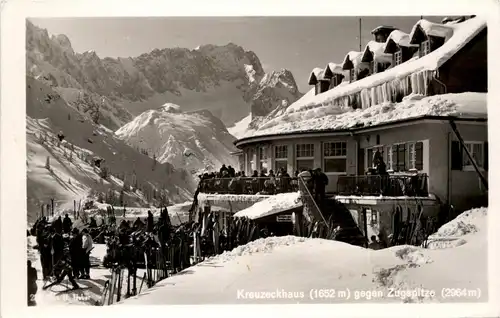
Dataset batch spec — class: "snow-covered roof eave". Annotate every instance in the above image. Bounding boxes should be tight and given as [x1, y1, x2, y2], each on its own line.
[325, 62, 348, 77]
[293, 17, 486, 109]
[409, 19, 455, 44]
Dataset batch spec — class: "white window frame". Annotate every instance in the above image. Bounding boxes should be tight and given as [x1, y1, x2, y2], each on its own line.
[274, 145, 288, 171]
[323, 141, 347, 174]
[259, 146, 268, 173]
[462, 141, 484, 171]
[296, 143, 315, 171]
[369, 60, 375, 74]
[419, 40, 431, 57]
[385, 141, 424, 173]
[350, 69, 356, 82]
[394, 50, 403, 66]
[248, 148, 256, 172]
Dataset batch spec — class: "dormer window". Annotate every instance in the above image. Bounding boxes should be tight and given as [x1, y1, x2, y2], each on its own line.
[350, 69, 356, 82]
[419, 40, 431, 57]
[369, 61, 374, 74]
[394, 50, 403, 66]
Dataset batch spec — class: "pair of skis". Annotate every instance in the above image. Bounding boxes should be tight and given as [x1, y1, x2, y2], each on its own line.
[101, 266, 124, 306]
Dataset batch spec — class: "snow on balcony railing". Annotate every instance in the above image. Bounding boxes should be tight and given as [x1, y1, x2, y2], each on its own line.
[337, 174, 429, 197]
[198, 177, 299, 195]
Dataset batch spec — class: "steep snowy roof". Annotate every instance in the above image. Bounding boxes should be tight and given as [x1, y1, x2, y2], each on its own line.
[284, 16, 485, 114]
[385, 30, 413, 48]
[342, 51, 364, 70]
[361, 41, 392, 63]
[409, 19, 455, 43]
[325, 62, 348, 77]
[240, 93, 486, 139]
[371, 25, 398, 34]
[308, 67, 325, 84]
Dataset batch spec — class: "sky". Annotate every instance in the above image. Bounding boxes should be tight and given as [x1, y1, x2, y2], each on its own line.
[30, 16, 450, 93]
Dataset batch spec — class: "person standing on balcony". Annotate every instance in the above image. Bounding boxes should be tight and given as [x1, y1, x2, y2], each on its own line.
[227, 165, 235, 177]
[219, 164, 229, 175]
[314, 168, 329, 204]
[373, 151, 389, 195]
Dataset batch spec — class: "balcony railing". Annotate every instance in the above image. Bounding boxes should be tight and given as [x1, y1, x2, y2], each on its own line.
[198, 177, 299, 195]
[337, 174, 429, 197]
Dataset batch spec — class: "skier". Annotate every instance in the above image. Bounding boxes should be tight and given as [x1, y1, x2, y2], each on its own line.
[52, 216, 63, 234]
[133, 217, 144, 230]
[146, 210, 154, 232]
[81, 228, 93, 279]
[27, 260, 38, 306]
[38, 225, 52, 280]
[62, 214, 72, 234]
[51, 229, 65, 277]
[69, 228, 84, 278]
[314, 168, 329, 204]
[42, 242, 81, 291]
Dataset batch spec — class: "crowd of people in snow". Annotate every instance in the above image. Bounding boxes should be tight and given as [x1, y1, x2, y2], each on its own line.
[28, 214, 94, 305]
[27, 205, 283, 306]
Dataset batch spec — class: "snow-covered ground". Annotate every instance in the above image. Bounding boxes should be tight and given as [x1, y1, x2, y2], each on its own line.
[233, 192, 302, 219]
[117, 207, 488, 305]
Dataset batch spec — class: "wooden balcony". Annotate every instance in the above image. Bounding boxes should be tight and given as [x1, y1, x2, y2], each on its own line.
[337, 173, 429, 197]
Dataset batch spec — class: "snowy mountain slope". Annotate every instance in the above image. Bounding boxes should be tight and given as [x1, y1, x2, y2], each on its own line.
[120, 207, 487, 305]
[26, 76, 196, 221]
[115, 103, 239, 175]
[227, 113, 252, 139]
[26, 21, 303, 128]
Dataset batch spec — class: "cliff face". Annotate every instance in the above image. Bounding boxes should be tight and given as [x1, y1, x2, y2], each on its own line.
[26, 20, 303, 128]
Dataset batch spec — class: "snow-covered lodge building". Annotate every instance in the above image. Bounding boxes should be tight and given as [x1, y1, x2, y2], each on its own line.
[229, 16, 487, 239]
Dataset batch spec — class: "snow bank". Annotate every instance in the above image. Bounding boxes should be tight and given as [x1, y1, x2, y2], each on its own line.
[233, 192, 302, 219]
[426, 207, 487, 249]
[208, 236, 307, 263]
[246, 92, 486, 137]
[120, 207, 487, 305]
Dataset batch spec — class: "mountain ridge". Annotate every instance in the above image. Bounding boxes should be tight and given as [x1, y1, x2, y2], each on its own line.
[26, 20, 303, 128]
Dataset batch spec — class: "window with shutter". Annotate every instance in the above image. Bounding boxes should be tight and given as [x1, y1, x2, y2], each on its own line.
[350, 69, 356, 82]
[484, 141, 488, 170]
[392, 146, 398, 172]
[415, 142, 423, 170]
[397, 144, 406, 171]
[461, 141, 484, 171]
[451, 141, 463, 170]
